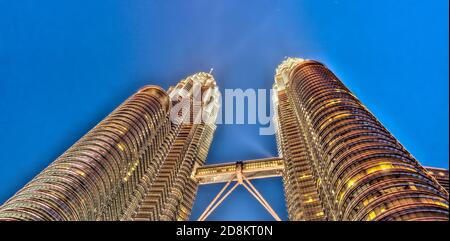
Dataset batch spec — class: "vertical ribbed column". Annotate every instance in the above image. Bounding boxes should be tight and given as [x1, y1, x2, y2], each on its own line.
[275, 58, 449, 221]
[274, 76, 327, 221]
[130, 72, 220, 221]
[0, 86, 170, 220]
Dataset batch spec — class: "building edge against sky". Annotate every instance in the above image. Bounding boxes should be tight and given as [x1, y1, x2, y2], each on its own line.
[0, 58, 448, 221]
[0, 72, 220, 221]
[273, 58, 448, 220]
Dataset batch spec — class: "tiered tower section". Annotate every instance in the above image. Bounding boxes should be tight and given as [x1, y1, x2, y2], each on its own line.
[129, 72, 220, 221]
[273, 58, 449, 221]
[0, 73, 220, 221]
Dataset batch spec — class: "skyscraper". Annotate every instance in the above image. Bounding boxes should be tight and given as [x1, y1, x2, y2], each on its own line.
[0, 58, 448, 221]
[0, 72, 220, 221]
[425, 167, 449, 193]
[273, 58, 449, 221]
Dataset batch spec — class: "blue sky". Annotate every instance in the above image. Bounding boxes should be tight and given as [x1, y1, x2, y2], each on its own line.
[0, 0, 448, 221]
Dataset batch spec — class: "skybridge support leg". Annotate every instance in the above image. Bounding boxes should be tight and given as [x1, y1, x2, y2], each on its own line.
[197, 163, 282, 221]
[197, 176, 239, 221]
[241, 176, 281, 221]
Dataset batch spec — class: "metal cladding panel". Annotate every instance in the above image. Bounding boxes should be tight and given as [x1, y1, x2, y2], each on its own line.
[274, 58, 449, 221]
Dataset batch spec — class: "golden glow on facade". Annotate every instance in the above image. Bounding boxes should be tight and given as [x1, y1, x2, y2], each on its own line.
[0, 58, 447, 221]
[0, 73, 220, 221]
[273, 58, 449, 221]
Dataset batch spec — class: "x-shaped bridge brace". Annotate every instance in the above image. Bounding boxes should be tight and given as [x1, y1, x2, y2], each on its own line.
[192, 157, 284, 221]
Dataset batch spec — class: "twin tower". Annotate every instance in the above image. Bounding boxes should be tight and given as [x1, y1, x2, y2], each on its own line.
[0, 59, 448, 221]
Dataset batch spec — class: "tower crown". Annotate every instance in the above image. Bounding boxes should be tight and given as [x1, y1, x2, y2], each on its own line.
[275, 57, 305, 77]
[274, 57, 306, 91]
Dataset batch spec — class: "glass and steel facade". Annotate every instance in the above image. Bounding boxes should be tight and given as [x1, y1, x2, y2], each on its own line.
[425, 167, 449, 193]
[0, 58, 447, 221]
[273, 58, 449, 221]
[0, 73, 220, 221]
[129, 72, 220, 221]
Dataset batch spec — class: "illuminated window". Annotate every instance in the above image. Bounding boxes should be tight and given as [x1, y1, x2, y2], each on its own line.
[367, 211, 376, 221]
[366, 162, 394, 174]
